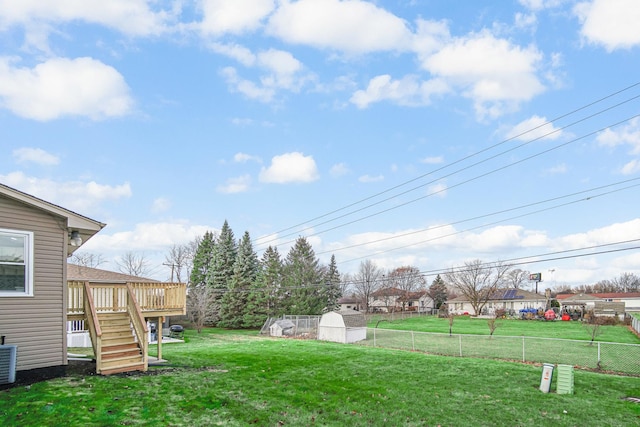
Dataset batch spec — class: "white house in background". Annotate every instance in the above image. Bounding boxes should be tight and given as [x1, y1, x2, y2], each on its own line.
[369, 287, 431, 312]
[446, 288, 545, 316]
[318, 309, 367, 344]
[556, 292, 640, 313]
[337, 296, 364, 312]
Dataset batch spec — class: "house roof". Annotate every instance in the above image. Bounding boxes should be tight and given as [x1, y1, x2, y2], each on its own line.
[68, 264, 158, 283]
[559, 293, 605, 303]
[397, 291, 427, 302]
[556, 292, 640, 300]
[0, 183, 105, 254]
[446, 288, 542, 303]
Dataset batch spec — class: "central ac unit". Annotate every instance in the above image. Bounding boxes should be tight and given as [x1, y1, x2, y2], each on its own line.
[0, 345, 17, 384]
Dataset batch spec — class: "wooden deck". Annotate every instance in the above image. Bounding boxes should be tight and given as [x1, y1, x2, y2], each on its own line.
[67, 281, 186, 375]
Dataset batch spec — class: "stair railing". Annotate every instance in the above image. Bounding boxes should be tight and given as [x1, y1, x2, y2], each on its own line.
[126, 284, 148, 371]
[83, 281, 102, 371]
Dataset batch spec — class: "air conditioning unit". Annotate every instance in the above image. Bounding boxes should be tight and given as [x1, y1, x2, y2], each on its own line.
[0, 345, 17, 384]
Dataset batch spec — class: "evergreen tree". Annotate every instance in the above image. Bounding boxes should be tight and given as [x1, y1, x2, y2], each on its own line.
[244, 246, 282, 327]
[189, 231, 216, 288]
[428, 274, 449, 309]
[206, 220, 237, 324]
[323, 254, 342, 312]
[219, 231, 258, 328]
[282, 237, 324, 314]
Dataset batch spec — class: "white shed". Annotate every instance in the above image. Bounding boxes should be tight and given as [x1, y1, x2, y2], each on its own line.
[318, 309, 367, 344]
[269, 319, 296, 337]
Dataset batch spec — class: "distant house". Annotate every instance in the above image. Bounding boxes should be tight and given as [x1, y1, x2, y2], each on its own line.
[446, 288, 546, 316]
[1, 183, 104, 382]
[370, 287, 432, 312]
[337, 296, 364, 312]
[556, 292, 640, 313]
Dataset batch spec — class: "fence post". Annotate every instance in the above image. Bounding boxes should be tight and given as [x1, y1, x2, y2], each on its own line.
[373, 328, 376, 347]
[411, 331, 415, 351]
[522, 336, 525, 362]
[597, 342, 601, 368]
[459, 335, 462, 357]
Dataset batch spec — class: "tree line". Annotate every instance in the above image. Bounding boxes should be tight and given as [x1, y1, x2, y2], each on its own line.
[187, 220, 341, 331]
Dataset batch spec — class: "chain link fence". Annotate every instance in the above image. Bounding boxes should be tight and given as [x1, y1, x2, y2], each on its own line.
[359, 328, 640, 376]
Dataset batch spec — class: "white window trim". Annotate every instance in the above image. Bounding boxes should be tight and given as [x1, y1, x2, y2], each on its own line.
[0, 228, 34, 297]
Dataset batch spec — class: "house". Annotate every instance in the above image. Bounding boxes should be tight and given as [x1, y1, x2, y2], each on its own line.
[369, 287, 404, 312]
[1, 183, 104, 383]
[0, 183, 186, 383]
[556, 292, 640, 313]
[337, 296, 364, 311]
[369, 287, 431, 312]
[446, 288, 546, 316]
[318, 309, 367, 344]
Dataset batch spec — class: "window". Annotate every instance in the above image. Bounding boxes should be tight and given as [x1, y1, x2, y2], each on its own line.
[0, 229, 34, 297]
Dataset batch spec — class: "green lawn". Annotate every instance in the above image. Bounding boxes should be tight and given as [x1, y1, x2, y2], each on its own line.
[368, 314, 640, 343]
[2, 329, 639, 426]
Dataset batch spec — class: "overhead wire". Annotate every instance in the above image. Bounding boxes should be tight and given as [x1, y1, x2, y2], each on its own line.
[256, 82, 640, 254]
[254, 81, 640, 244]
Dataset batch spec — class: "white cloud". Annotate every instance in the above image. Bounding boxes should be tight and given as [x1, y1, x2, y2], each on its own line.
[506, 115, 563, 141]
[12, 147, 59, 165]
[84, 221, 212, 252]
[329, 163, 349, 178]
[199, 0, 275, 36]
[0, 171, 131, 214]
[427, 182, 447, 197]
[234, 152, 262, 163]
[620, 159, 640, 175]
[209, 43, 256, 67]
[574, 0, 640, 51]
[420, 156, 444, 165]
[217, 175, 251, 194]
[350, 74, 449, 109]
[259, 152, 319, 184]
[545, 163, 567, 175]
[358, 174, 384, 183]
[420, 31, 545, 119]
[219, 47, 311, 102]
[596, 117, 640, 154]
[557, 218, 640, 250]
[151, 197, 171, 214]
[0, 57, 133, 121]
[0, 0, 173, 49]
[220, 66, 276, 102]
[266, 0, 412, 54]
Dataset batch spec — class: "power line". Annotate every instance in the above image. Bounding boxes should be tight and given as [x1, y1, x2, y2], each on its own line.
[319, 177, 640, 258]
[254, 82, 640, 249]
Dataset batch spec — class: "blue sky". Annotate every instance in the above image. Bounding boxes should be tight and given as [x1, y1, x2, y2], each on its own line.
[1, 0, 640, 289]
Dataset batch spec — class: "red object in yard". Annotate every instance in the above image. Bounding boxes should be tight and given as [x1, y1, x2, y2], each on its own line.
[561, 313, 570, 321]
[544, 309, 556, 320]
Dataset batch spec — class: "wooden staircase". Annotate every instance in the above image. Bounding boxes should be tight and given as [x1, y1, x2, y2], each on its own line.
[97, 312, 145, 375]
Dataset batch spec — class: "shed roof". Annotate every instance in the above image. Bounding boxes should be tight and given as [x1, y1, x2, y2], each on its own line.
[334, 309, 366, 327]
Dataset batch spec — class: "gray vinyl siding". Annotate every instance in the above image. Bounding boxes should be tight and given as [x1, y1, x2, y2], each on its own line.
[0, 195, 67, 371]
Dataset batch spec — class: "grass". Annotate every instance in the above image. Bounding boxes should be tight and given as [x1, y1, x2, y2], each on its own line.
[368, 314, 640, 343]
[2, 329, 640, 426]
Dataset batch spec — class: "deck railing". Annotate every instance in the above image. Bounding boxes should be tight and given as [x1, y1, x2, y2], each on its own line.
[68, 281, 186, 316]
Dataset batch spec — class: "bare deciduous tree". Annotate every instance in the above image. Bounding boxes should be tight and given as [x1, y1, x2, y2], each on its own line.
[69, 252, 107, 268]
[352, 260, 383, 313]
[116, 251, 153, 277]
[386, 265, 426, 311]
[186, 286, 216, 333]
[164, 243, 195, 283]
[444, 259, 510, 316]
[505, 268, 529, 290]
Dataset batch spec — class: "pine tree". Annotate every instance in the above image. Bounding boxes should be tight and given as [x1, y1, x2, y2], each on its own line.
[244, 246, 283, 326]
[323, 254, 342, 312]
[205, 220, 237, 324]
[189, 231, 216, 288]
[428, 274, 448, 309]
[282, 237, 324, 314]
[219, 231, 258, 328]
